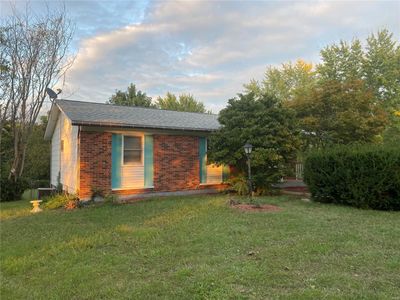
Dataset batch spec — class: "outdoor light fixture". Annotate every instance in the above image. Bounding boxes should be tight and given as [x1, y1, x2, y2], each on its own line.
[244, 141, 253, 198]
[243, 142, 253, 155]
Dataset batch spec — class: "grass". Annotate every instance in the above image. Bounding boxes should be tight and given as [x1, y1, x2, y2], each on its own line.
[1, 195, 399, 299]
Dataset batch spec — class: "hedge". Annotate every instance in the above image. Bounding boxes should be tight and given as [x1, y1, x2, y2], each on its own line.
[0, 177, 29, 202]
[304, 144, 400, 210]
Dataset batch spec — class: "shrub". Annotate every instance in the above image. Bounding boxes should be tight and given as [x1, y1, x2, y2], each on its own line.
[44, 193, 78, 210]
[104, 193, 119, 204]
[64, 199, 80, 210]
[228, 175, 249, 196]
[208, 92, 300, 192]
[0, 177, 28, 201]
[304, 144, 400, 210]
[91, 187, 105, 201]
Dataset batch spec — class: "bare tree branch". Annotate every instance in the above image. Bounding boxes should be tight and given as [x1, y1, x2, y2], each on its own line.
[0, 3, 75, 182]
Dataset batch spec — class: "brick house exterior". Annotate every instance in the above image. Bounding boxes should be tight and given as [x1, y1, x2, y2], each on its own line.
[45, 100, 228, 201]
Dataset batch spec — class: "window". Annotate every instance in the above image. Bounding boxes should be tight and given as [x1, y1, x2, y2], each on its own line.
[123, 136, 142, 165]
[60, 140, 64, 152]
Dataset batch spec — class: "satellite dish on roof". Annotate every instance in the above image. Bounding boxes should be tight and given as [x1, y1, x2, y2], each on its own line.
[46, 88, 62, 101]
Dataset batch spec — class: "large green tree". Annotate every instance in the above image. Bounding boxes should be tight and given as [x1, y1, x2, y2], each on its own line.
[317, 39, 364, 83]
[208, 93, 300, 193]
[317, 29, 400, 112]
[245, 59, 316, 102]
[107, 83, 154, 107]
[316, 29, 400, 143]
[289, 80, 388, 147]
[248, 30, 399, 146]
[155, 92, 209, 113]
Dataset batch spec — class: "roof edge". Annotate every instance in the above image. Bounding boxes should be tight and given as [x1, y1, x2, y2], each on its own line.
[55, 99, 218, 117]
[44, 103, 63, 140]
[71, 120, 217, 132]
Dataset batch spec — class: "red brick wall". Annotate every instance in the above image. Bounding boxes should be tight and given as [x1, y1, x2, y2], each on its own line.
[79, 132, 225, 200]
[153, 135, 200, 191]
[79, 131, 112, 199]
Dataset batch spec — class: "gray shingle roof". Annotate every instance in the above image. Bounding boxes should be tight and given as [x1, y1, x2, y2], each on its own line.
[56, 99, 220, 132]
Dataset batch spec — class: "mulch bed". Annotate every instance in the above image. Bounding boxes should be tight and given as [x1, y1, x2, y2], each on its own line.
[232, 204, 282, 212]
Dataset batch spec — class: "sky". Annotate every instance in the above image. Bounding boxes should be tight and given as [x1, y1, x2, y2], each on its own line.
[1, 0, 399, 113]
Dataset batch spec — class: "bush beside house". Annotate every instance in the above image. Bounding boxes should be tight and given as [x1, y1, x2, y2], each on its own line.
[304, 144, 400, 210]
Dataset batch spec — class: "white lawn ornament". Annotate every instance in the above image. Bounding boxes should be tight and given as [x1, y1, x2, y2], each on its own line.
[30, 200, 43, 213]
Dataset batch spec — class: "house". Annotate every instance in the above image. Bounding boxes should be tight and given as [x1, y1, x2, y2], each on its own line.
[44, 99, 229, 200]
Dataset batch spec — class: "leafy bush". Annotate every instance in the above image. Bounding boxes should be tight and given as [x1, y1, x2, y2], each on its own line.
[304, 144, 400, 210]
[64, 199, 81, 210]
[44, 193, 78, 210]
[208, 92, 300, 192]
[227, 175, 249, 196]
[0, 177, 28, 201]
[104, 193, 119, 204]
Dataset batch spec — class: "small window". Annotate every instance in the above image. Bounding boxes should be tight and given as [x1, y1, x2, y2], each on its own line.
[61, 140, 64, 152]
[123, 136, 142, 165]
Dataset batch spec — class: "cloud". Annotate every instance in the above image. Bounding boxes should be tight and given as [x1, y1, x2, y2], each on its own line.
[3, 0, 398, 112]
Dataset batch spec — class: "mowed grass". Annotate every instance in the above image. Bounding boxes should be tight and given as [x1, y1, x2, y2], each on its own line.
[1, 195, 399, 299]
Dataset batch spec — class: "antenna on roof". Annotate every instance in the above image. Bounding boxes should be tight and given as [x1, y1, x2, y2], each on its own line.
[46, 88, 62, 102]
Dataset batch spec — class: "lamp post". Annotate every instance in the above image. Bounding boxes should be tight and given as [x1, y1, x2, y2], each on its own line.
[243, 142, 253, 199]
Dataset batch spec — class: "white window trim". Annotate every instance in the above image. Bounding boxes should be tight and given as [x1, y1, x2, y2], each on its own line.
[121, 134, 144, 166]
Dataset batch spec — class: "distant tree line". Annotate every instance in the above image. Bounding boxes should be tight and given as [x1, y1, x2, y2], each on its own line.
[107, 83, 210, 113]
[209, 29, 400, 194]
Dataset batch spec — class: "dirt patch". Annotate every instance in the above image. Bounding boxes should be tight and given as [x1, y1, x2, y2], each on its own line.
[232, 204, 282, 212]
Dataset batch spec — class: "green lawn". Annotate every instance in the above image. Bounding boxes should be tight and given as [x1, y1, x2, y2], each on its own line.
[1, 195, 399, 299]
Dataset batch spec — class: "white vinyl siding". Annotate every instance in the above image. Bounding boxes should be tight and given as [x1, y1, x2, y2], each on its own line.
[50, 116, 61, 187]
[50, 112, 79, 193]
[204, 138, 223, 184]
[60, 113, 79, 193]
[206, 164, 223, 184]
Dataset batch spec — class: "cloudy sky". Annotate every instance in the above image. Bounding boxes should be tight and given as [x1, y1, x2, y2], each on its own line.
[1, 0, 399, 112]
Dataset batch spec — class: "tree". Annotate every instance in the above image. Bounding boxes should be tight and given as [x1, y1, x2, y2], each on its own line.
[364, 30, 400, 142]
[155, 92, 209, 113]
[364, 29, 400, 111]
[208, 93, 300, 193]
[23, 116, 50, 182]
[289, 80, 388, 147]
[317, 39, 364, 83]
[245, 59, 316, 102]
[255, 30, 399, 146]
[1, 6, 74, 183]
[316, 30, 399, 113]
[107, 83, 154, 107]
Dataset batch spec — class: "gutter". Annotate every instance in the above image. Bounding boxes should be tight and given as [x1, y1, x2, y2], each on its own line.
[70, 120, 219, 132]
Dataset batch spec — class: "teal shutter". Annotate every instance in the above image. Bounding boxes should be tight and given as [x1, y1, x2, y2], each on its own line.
[144, 135, 154, 188]
[199, 137, 207, 183]
[222, 165, 230, 182]
[111, 134, 122, 189]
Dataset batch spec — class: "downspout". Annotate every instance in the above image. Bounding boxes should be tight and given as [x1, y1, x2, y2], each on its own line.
[59, 115, 62, 189]
[77, 126, 81, 198]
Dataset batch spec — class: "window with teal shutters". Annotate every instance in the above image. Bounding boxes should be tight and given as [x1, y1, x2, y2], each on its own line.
[111, 134, 122, 189]
[199, 137, 207, 183]
[144, 135, 154, 188]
